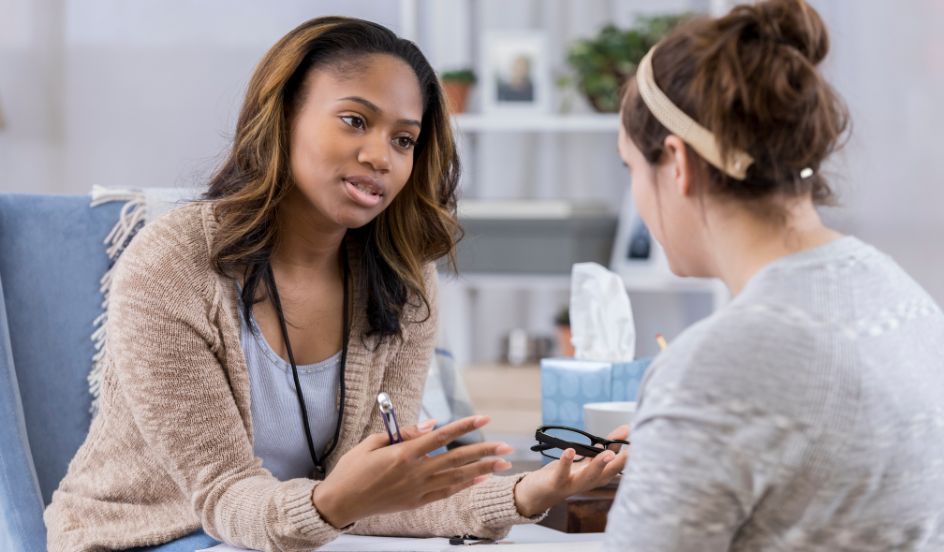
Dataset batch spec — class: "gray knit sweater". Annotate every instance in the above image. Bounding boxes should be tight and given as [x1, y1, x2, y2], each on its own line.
[605, 237, 944, 551]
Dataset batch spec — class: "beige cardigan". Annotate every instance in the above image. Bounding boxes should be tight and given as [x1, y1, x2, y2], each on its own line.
[45, 202, 534, 551]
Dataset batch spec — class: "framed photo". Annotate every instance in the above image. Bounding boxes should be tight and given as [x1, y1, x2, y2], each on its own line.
[480, 31, 550, 114]
[609, 188, 671, 285]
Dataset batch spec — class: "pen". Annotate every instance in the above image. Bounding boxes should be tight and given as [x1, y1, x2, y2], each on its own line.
[377, 392, 403, 444]
[656, 333, 668, 351]
[449, 535, 493, 545]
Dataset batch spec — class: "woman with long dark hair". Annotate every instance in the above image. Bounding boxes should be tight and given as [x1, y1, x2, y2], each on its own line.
[45, 17, 624, 551]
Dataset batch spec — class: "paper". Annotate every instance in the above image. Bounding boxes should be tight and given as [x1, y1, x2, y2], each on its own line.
[569, 262, 636, 361]
[475, 543, 602, 551]
[197, 523, 603, 551]
[199, 535, 449, 552]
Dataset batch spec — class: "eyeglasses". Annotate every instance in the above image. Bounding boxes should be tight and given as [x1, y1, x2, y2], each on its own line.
[530, 425, 629, 462]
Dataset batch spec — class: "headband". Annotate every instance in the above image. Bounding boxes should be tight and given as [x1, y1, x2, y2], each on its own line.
[635, 46, 754, 180]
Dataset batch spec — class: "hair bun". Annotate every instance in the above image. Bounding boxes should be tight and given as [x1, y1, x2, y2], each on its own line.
[622, 0, 848, 211]
[752, 0, 829, 65]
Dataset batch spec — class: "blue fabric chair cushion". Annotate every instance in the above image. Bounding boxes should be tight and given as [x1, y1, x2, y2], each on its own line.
[0, 195, 124, 550]
[126, 530, 218, 552]
[0, 195, 123, 503]
[0, 271, 47, 551]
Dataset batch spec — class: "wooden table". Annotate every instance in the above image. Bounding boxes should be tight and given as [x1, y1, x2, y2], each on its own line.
[464, 365, 617, 533]
[539, 485, 617, 533]
[501, 458, 617, 533]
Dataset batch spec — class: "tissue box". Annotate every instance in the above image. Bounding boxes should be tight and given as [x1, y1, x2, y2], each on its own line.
[540, 357, 653, 431]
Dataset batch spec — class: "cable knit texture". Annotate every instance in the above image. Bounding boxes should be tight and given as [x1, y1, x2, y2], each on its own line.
[44, 202, 536, 552]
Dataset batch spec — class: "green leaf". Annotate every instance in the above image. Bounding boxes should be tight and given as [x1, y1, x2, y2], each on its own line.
[440, 68, 477, 84]
[564, 13, 690, 112]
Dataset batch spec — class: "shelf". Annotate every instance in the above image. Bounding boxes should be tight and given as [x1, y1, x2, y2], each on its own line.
[457, 199, 612, 220]
[453, 113, 620, 133]
[442, 272, 723, 294]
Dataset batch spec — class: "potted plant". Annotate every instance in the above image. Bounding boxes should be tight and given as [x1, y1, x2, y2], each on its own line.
[440, 68, 477, 114]
[564, 14, 687, 113]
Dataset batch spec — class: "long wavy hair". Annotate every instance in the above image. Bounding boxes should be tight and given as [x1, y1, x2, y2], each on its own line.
[204, 16, 461, 340]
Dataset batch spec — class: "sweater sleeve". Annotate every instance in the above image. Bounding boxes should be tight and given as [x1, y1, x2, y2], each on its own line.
[107, 220, 342, 552]
[350, 264, 541, 540]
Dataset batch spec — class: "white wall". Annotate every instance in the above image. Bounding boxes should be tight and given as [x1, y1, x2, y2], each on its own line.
[0, 0, 65, 194]
[813, 0, 944, 301]
[0, 0, 399, 195]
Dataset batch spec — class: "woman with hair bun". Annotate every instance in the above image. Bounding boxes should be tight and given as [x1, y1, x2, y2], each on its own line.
[605, 1, 944, 550]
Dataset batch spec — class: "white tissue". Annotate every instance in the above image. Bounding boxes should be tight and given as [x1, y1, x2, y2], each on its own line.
[569, 262, 636, 361]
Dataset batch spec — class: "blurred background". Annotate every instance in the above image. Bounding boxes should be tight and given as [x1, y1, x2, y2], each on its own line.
[2, 0, 942, 438]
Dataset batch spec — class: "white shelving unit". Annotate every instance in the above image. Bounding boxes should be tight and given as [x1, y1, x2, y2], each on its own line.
[452, 272, 724, 296]
[453, 113, 620, 133]
[440, 270, 726, 369]
[443, 114, 728, 366]
[407, 0, 725, 367]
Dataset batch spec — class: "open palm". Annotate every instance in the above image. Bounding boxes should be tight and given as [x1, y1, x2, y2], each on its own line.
[513, 425, 630, 517]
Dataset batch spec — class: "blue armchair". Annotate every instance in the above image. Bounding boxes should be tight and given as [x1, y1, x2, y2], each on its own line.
[0, 194, 216, 551]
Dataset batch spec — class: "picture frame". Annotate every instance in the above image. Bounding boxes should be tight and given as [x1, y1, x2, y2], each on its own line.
[479, 31, 551, 114]
[609, 188, 671, 285]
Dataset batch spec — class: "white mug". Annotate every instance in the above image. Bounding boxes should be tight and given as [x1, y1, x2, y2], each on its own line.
[583, 401, 637, 438]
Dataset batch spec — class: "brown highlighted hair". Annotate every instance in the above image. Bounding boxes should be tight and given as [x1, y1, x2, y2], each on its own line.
[204, 16, 461, 339]
[622, 0, 849, 211]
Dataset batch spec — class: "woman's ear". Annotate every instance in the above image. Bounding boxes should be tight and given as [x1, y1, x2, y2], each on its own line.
[663, 135, 694, 197]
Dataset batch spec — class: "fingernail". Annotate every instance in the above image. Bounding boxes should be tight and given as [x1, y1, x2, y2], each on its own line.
[472, 474, 491, 484]
[418, 419, 436, 432]
[473, 415, 490, 428]
[494, 460, 512, 471]
[495, 443, 514, 455]
[601, 451, 615, 462]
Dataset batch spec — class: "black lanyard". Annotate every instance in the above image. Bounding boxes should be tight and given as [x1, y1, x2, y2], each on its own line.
[264, 247, 350, 480]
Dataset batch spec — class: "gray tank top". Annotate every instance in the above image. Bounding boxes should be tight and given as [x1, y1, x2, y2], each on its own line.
[238, 303, 341, 481]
